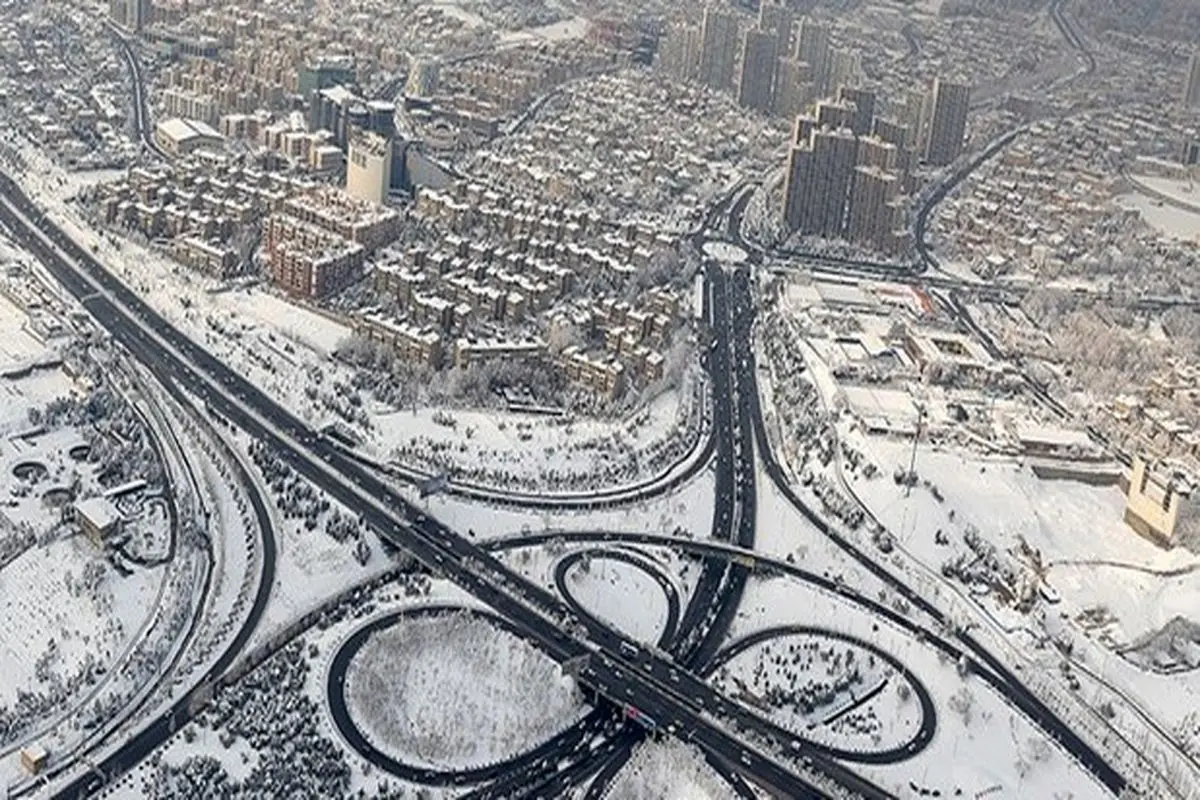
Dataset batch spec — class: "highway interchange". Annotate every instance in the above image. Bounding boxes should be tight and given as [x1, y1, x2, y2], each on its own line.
[0, 9, 1151, 795]
[0, 160, 1136, 798]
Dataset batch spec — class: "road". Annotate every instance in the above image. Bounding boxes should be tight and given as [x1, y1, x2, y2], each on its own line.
[101, 18, 171, 162]
[0, 174, 867, 798]
[720, 173, 1128, 796]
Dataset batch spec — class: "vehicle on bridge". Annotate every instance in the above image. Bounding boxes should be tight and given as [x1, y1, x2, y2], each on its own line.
[418, 471, 451, 499]
[624, 704, 657, 731]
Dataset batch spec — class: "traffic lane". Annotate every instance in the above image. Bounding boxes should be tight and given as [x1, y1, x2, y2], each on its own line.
[2, 184, 873, 797]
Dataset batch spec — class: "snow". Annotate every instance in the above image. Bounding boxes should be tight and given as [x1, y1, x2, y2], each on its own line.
[711, 632, 921, 754]
[603, 739, 732, 800]
[731, 576, 1112, 799]
[1115, 192, 1200, 244]
[498, 15, 590, 46]
[559, 553, 670, 645]
[425, 461, 716, 546]
[701, 241, 749, 264]
[371, 383, 696, 491]
[0, 538, 157, 708]
[343, 609, 587, 771]
[0, 292, 56, 371]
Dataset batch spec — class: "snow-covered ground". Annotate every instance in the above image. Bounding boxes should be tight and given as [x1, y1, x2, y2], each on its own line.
[558, 552, 672, 645]
[711, 631, 920, 755]
[497, 14, 589, 46]
[731, 576, 1112, 799]
[602, 739, 733, 800]
[344, 609, 586, 771]
[1115, 191, 1200, 244]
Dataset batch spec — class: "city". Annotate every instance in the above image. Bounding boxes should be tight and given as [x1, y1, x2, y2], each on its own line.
[0, 0, 1197, 798]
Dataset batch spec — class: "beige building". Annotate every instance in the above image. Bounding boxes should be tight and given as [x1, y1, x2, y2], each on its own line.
[75, 497, 121, 547]
[1125, 456, 1199, 546]
[154, 118, 224, 158]
[346, 132, 392, 206]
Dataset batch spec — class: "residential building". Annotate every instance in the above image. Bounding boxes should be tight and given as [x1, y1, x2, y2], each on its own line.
[846, 165, 898, 252]
[698, 7, 739, 91]
[737, 28, 779, 113]
[783, 125, 858, 237]
[773, 57, 811, 119]
[346, 132, 392, 205]
[1125, 455, 1199, 546]
[838, 86, 876, 137]
[794, 18, 830, 95]
[758, 1, 795, 51]
[1187, 52, 1200, 108]
[922, 78, 970, 166]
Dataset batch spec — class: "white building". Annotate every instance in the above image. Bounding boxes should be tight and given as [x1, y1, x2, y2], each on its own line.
[345, 131, 392, 205]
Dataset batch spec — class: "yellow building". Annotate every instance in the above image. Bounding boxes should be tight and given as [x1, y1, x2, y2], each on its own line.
[1124, 456, 1198, 546]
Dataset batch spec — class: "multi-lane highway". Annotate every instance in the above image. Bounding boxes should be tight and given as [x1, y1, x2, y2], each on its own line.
[0, 171, 872, 798]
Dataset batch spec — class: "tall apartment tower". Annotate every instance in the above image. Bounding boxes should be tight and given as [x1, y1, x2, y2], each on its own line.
[782, 125, 859, 238]
[346, 132, 392, 205]
[1185, 52, 1200, 108]
[827, 49, 862, 96]
[846, 166, 899, 252]
[795, 18, 831, 96]
[815, 99, 856, 131]
[698, 7, 739, 91]
[773, 57, 812, 119]
[111, 0, 153, 30]
[737, 28, 779, 113]
[838, 86, 876, 136]
[758, 1, 795, 53]
[922, 78, 970, 167]
[660, 23, 702, 82]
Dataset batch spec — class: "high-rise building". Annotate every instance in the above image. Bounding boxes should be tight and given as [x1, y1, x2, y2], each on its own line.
[846, 165, 898, 252]
[773, 58, 812, 120]
[758, 1, 795, 53]
[827, 49, 862, 97]
[1181, 137, 1200, 167]
[782, 125, 858, 238]
[815, 99, 856, 131]
[346, 132, 392, 205]
[110, 0, 153, 30]
[857, 135, 898, 172]
[405, 59, 440, 100]
[1186, 52, 1200, 108]
[737, 28, 779, 113]
[922, 78, 970, 167]
[298, 57, 356, 97]
[659, 23, 702, 82]
[795, 19, 830, 95]
[698, 8, 739, 91]
[838, 86, 876, 137]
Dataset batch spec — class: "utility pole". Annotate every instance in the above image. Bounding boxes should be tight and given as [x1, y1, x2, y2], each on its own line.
[906, 404, 926, 497]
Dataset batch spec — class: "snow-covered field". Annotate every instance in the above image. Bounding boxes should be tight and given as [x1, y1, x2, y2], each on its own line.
[559, 552, 672, 645]
[602, 739, 732, 800]
[711, 631, 920, 754]
[1116, 192, 1200, 244]
[344, 610, 586, 771]
[731, 576, 1112, 799]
